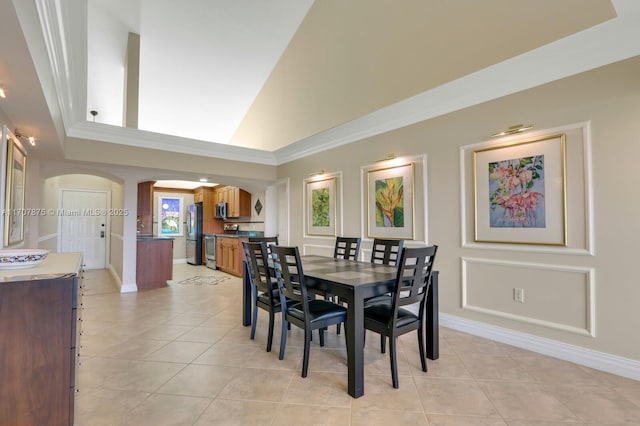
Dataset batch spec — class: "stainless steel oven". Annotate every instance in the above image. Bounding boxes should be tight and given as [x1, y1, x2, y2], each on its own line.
[204, 235, 216, 269]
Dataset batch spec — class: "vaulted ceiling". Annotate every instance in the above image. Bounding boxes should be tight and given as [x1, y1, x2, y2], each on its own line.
[1, 0, 639, 168]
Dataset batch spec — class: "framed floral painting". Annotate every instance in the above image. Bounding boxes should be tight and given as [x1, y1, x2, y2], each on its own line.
[473, 133, 567, 245]
[306, 176, 336, 236]
[367, 162, 414, 239]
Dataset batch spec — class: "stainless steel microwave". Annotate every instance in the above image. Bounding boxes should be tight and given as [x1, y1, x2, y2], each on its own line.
[215, 202, 227, 219]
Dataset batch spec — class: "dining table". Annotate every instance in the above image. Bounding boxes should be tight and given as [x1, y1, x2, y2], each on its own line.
[241, 255, 439, 398]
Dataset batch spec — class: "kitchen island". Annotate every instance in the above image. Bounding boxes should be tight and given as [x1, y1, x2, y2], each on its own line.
[136, 235, 174, 290]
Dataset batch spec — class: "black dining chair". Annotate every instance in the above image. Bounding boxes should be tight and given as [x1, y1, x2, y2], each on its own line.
[363, 245, 438, 388]
[270, 245, 348, 378]
[333, 236, 361, 260]
[370, 238, 404, 266]
[242, 241, 293, 353]
[363, 238, 406, 309]
[330, 236, 361, 333]
[248, 235, 279, 250]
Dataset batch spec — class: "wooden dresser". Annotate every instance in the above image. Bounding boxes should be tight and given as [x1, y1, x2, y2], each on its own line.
[0, 252, 83, 426]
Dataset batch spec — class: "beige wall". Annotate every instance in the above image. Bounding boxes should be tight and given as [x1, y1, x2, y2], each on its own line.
[277, 57, 640, 361]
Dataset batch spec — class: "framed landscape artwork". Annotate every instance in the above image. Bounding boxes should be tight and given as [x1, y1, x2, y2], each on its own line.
[473, 133, 567, 245]
[158, 196, 183, 236]
[367, 162, 414, 239]
[306, 176, 336, 236]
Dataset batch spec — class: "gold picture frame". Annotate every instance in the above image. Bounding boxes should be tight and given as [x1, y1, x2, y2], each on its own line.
[4, 134, 27, 246]
[305, 176, 337, 236]
[367, 162, 414, 239]
[473, 133, 567, 245]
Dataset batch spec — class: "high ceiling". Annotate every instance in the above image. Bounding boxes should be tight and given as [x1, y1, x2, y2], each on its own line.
[1, 0, 639, 167]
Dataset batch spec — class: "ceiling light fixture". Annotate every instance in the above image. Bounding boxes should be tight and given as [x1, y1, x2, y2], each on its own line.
[14, 129, 36, 147]
[375, 153, 396, 162]
[0, 87, 6, 98]
[491, 124, 533, 138]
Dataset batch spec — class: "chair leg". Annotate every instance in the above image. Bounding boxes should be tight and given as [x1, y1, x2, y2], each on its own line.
[336, 322, 341, 334]
[389, 336, 399, 389]
[302, 328, 311, 378]
[319, 327, 325, 347]
[380, 334, 386, 353]
[417, 326, 427, 372]
[266, 310, 275, 352]
[250, 288, 258, 340]
[279, 318, 288, 360]
[250, 304, 258, 340]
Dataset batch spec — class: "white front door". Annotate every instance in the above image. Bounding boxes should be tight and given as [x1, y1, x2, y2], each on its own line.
[59, 189, 108, 269]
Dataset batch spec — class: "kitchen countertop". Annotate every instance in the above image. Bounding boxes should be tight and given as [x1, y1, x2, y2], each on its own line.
[137, 235, 175, 241]
[0, 252, 83, 280]
[213, 231, 264, 239]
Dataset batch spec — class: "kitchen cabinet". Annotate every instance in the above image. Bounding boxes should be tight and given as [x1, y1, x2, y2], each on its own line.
[0, 253, 83, 426]
[216, 236, 248, 276]
[193, 187, 204, 203]
[194, 186, 222, 234]
[136, 237, 174, 290]
[214, 186, 251, 218]
[137, 181, 155, 233]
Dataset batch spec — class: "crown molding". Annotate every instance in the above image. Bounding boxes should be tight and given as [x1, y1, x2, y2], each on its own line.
[67, 121, 278, 165]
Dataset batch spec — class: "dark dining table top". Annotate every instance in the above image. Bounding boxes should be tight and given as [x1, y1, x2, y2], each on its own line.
[301, 255, 397, 282]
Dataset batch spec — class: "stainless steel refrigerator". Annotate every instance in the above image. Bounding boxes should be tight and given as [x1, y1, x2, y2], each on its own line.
[186, 203, 203, 265]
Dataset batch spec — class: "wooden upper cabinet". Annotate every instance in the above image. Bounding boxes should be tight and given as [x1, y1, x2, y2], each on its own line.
[193, 187, 204, 203]
[137, 181, 154, 216]
[214, 186, 251, 218]
[137, 181, 155, 233]
[194, 186, 222, 234]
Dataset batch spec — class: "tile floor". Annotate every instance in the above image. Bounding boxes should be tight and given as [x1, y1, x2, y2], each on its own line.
[75, 264, 640, 425]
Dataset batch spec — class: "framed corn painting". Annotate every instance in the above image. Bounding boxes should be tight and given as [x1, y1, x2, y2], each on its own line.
[367, 162, 414, 239]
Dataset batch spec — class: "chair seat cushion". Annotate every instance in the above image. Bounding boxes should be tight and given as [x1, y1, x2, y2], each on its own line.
[288, 299, 347, 324]
[257, 292, 279, 305]
[257, 293, 295, 307]
[363, 303, 418, 328]
[363, 294, 392, 307]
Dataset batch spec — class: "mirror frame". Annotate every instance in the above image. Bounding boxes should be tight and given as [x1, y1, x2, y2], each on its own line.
[4, 135, 27, 246]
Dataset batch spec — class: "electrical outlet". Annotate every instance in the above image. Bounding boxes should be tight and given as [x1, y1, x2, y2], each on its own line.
[514, 288, 525, 303]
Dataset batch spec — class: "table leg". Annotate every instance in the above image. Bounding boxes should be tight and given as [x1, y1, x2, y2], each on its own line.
[426, 271, 439, 360]
[242, 261, 251, 326]
[346, 290, 365, 398]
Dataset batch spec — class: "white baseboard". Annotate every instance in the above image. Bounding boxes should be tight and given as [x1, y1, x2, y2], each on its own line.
[107, 264, 137, 293]
[174, 258, 187, 264]
[440, 313, 640, 381]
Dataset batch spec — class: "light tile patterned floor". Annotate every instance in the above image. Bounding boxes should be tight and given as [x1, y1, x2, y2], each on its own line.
[75, 265, 640, 425]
